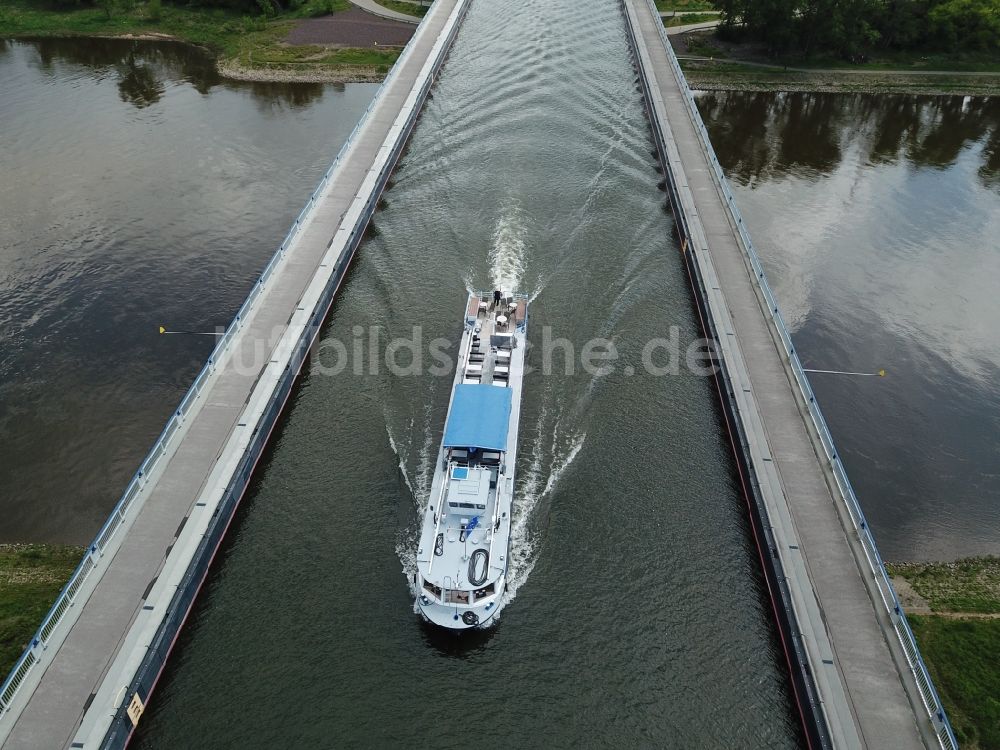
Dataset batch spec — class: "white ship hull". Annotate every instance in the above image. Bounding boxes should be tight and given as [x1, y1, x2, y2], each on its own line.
[414, 291, 528, 630]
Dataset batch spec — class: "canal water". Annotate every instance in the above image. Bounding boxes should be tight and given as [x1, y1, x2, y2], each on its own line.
[134, 0, 801, 745]
[0, 2, 998, 748]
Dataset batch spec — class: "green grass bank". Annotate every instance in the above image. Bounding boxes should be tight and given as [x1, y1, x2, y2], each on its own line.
[0, 544, 84, 680]
[890, 557, 1000, 750]
[0, 0, 404, 81]
[374, 0, 426, 18]
[655, 0, 717, 10]
[675, 29, 1000, 95]
[662, 12, 717, 28]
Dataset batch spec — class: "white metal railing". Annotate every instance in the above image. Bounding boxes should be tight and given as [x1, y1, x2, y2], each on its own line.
[427, 472, 450, 574]
[637, 1, 957, 746]
[0, 6, 448, 721]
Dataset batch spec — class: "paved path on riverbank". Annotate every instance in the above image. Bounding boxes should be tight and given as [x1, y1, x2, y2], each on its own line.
[891, 576, 1000, 618]
[666, 19, 720, 35]
[348, 0, 420, 24]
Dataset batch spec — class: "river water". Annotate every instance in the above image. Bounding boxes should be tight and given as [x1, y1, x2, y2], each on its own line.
[0, 0, 997, 746]
[697, 91, 1000, 562]
[0, 37, 377, 543]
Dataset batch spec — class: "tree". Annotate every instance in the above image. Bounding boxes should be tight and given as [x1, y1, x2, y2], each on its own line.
[715, 0, 1000, 57]
[930, 0, 1000, 50]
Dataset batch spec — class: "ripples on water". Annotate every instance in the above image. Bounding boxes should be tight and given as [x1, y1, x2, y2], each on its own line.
[6, 5, 999, 745]
[129, 0, 800, 745]
[698, 92, 1000, 561]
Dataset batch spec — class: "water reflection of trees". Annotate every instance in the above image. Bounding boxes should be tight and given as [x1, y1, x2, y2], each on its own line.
[19, 37, 325, 110]
[979, 132, 1000, 187]
[697, 91, 1000, 188]
[247, 81, 328, 111]
[117, 53, 165, 107]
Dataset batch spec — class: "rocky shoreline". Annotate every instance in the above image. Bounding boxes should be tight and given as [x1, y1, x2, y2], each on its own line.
[217, 59, 387, 83]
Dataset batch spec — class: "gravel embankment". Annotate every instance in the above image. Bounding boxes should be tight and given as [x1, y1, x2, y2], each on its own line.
[218, 61, 387, 83]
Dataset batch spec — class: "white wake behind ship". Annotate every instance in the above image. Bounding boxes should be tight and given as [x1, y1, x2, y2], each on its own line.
[414, 290, 529, 629]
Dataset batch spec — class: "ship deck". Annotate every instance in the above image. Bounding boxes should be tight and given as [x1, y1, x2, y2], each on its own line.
[415, 293, 528, 628]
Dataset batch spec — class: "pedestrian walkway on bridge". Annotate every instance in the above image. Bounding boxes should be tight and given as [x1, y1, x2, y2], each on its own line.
[620, 0, 955, 747]
[0, 1, 468, 747]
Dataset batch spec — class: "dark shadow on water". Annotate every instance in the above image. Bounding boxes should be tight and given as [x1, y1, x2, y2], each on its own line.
[14, 36, 326, 109]
[980, 129, 1000, 187]
[247, 79, 328, 112]
[117, 53, 165, 108]
[697, 90, 1000, 188]
[418, 616, 495, 656]
[696, 88, 1000, 560]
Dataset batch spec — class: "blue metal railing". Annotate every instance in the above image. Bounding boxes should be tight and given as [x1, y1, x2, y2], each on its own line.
[639, 2, 957, 747]
[0, 12, 433, 720]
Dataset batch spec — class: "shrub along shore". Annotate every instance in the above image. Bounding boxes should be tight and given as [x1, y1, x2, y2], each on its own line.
[674, 28, 1000, 96]
[4, 0, 999, 91]
[0, 0, 407, 82]
[716, 0, 1000, 62]
[672, 0, 1000, 96]
[681, 59, 1000, 96]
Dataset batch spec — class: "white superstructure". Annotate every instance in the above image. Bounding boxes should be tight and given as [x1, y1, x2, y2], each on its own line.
[414, 291, 528, 629]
